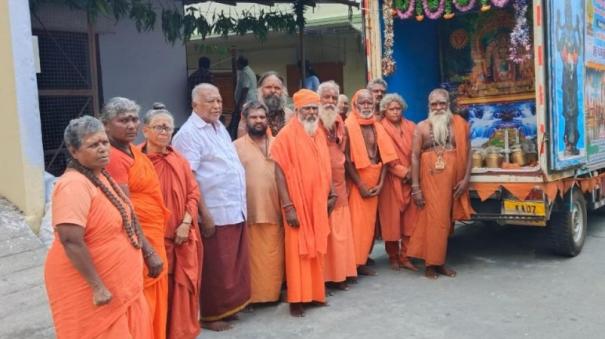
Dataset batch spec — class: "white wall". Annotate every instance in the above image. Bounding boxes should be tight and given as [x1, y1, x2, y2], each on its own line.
[1, 0, 45, 228]
[98, 0, 189, 125]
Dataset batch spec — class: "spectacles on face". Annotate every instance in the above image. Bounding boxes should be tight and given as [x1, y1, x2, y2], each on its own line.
[150, 125, 174, 133]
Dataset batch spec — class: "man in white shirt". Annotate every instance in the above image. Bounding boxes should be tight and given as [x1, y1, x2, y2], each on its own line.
[234, 56, 257, 114]
[173, 83, 250, 332]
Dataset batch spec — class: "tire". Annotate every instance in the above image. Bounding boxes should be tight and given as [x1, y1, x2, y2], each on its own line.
[548, 189, 587, 257]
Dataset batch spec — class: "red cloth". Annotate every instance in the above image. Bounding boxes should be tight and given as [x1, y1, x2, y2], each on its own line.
[142, 145, 202, 339]
[199, 223, 251, 320]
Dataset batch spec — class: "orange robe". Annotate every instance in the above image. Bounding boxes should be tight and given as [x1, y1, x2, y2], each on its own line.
[345, 112, 398, 266]
[234, 134, 284, 303]
[378, 118, 417, 263]
[270, 118, 332, 303]
[407, 115, 474, 265]
[321, 116, 357, 283]
[142, 145, 202, 339]
[106, 145, 170, 339]
[45, 170, 151, 339]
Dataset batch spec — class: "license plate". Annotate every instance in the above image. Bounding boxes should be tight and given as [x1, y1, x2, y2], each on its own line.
[503, 200, 546, 216]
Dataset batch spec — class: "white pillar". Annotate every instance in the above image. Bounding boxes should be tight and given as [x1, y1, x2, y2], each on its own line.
[0, 0, 45, 230]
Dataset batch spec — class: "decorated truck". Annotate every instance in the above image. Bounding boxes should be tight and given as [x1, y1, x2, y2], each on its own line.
[364, 0, 605, 256]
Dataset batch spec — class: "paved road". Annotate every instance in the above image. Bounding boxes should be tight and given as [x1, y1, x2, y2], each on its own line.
[200, 214, 605, 339]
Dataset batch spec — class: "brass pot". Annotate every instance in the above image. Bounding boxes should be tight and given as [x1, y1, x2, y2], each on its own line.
[485, 152, 503, 168]
[511, 148, 526, 166]
[472, 151, 484, 168]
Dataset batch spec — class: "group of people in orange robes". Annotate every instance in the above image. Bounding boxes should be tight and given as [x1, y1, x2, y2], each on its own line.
[45, 98, 204, 338]
[44, 74, 473, 337]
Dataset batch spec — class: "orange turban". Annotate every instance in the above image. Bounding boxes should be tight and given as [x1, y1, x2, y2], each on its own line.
[293, 89, 320, 109]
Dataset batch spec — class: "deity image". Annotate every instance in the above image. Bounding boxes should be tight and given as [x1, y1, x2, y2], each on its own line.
[556, 0, 583, 156]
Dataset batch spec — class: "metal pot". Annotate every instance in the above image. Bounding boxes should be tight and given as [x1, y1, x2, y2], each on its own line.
[485, 152, 503, 168]
[511, 148, 526, 166]
[472, 151, 484, 168]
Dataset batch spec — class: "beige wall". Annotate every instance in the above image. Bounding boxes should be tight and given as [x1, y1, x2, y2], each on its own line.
[186, 28, 366, 99]
[0, 0, 45, 230]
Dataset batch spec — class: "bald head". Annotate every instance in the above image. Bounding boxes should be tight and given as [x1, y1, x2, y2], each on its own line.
[192, 83, 223, 123]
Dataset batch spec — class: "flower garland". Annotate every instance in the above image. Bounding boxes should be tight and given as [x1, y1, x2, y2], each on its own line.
[453, 0, 476, 12]
[396, 0, 416, 19]
[509, 0, 531, 63]
[421, 0, 446, 20]
[393, 0, 513, 20]
[382, 0, 396, 76]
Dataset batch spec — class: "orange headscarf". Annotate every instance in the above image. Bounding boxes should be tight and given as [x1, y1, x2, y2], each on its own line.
[293, 89, 320, 109]
[349, 90, 376, 125]
[345, 89, 398, 170]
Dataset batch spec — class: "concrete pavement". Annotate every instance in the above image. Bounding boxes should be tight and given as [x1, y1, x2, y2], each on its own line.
[200, 214, 605, 339]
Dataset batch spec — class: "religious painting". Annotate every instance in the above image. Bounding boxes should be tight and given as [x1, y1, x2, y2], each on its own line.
[585, 0, 605, 68]
[439, 8, 534, 104]
[463, 100, 537, 150]
[547, 0, 587, 170]
[585, 68, 605, 164]
[585, 0, 605, 166]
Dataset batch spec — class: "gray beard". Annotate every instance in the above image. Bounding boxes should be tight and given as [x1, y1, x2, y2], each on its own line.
[319, 106, 338, 130]
[299, 116, 319, 136]
[428, 109, 453, 146]
[263, 94, 285, 114]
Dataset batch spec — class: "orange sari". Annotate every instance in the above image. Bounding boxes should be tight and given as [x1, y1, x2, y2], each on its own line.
[106, 145, 170, 339]
[45, 170, 151, 338]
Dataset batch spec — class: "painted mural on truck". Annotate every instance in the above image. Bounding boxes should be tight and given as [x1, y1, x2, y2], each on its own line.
[439, 6, 537, 166]
[585, 0, 605, 166]
[548, 0, 587, 170]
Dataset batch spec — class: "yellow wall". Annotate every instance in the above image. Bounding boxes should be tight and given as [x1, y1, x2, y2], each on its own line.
[0, 0, 45, 231]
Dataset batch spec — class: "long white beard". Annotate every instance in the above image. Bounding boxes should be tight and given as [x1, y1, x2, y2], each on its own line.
[299, 115, 319, 136]
[428, 109, 453, 146]
[319, 105, 338, 130]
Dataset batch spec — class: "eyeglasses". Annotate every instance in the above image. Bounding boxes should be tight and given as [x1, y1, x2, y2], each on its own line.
[150, 125, 174, 133]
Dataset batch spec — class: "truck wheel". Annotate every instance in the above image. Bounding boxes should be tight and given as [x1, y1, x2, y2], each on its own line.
[549, 190, 587, 257]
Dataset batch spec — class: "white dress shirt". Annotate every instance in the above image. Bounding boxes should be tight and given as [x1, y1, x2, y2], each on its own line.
[173, 113, 247, 226]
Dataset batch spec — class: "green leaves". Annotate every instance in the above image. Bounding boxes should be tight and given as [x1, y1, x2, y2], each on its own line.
[30, 0, 305, 44]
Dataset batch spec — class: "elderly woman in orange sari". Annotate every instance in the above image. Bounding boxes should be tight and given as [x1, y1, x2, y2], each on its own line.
[141, 103, 202, 339]
[102, 97, 169, 339]
[45, 116, 151, 338]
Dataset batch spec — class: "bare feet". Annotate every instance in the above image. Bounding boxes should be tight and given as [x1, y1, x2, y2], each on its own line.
[357, 265, 377, 276]
[399, 260, 418, 272]
[425, 266, 438, 279]
[202, 320, 233, 331]
[389, 260, 401, 271]
[366, 257, 376, 266]
[435, 265, 457, 277]
[289, 303, 305, 317]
